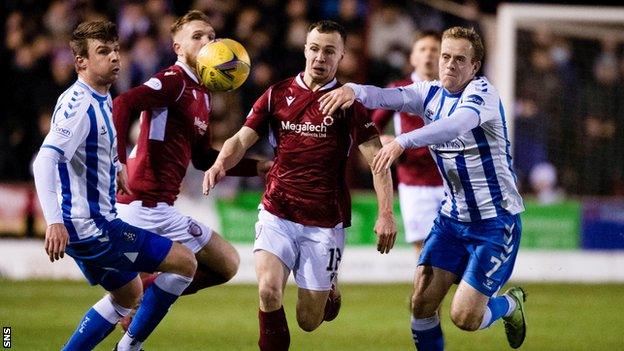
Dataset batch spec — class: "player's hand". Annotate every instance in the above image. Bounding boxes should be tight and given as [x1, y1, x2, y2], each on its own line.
[257, 160, 274, 179]
[318, 86, 356, 116]
[44, 223, 69, 262]
[116, 164, 133, 195]
[203, 162, 226, 195]
[372, 140, 404, 174]
[374, 213, 397, 254]
[379, 134, 395, 145]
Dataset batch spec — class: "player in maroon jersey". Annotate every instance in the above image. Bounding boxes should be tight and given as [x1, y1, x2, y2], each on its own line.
[203, 21, 397, 350]
[371, 31, 444, 260]
[112, 10, 268, 311]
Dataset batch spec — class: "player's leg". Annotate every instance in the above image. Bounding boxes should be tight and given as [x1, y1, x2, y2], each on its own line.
[256, 250, 291, 351]
[253, 209, 298, 351]
[451, 214, 526, 347]
[294, 226, 345, 331]
[186, 230, 240, 294]
[410, 216, 465, 351]
[117, 224, 197, 351]
[61, 267, 139, 351]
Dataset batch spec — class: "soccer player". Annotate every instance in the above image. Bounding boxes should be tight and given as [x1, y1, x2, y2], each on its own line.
[32, 21, 196, 351]
[203, 20, 397, 350]
[113, 10, 268, 302]
[371, 31, 444, 259]
[319, 27, 527, 350]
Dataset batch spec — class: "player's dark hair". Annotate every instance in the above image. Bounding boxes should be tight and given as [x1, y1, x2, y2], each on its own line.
[413, 30, 441, 44]
[308, 20, 347, 43]
[442, 27, 484, 62]
[171, 10, 211, 35]
[70, 21, 118, 58]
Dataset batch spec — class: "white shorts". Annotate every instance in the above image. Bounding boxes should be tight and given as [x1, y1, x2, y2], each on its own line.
[398, 184, 445, 244]
[253, 208, 345, 291]
[116, 201, 213, 254]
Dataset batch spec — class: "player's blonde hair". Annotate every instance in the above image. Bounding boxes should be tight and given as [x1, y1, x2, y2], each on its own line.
[70, 21, 118, 58]
[171, 10, 211, 35]
[442, 27, 484, 62]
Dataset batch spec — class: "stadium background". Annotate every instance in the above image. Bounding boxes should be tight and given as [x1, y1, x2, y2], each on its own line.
[1, 0, 623, 350]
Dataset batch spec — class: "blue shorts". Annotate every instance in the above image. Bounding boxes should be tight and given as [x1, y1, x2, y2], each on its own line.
[65, 219, 173, 291]
[418, 213, 522, 296]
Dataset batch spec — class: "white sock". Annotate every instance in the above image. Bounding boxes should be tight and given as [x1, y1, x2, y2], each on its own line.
[504, 295, 517, 317]
[478, 307, 492, 329]
[117, 332, 142, 351]
[93, 294, 132, 324]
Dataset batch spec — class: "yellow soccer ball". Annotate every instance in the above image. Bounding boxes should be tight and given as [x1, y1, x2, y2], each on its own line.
[196, 38, 251, 92]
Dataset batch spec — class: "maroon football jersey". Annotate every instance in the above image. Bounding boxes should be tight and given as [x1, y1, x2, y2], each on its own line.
[245, 74, 378, 228]
[371, 74, 442, 187]
[113, 61, 237, 206]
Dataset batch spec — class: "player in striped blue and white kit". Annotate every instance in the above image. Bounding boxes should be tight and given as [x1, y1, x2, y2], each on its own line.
[32, 21, 197, 351]
[320, 27, 527, 350]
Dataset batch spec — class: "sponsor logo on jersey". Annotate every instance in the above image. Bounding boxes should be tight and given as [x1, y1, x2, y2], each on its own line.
[143, 77, 162, 90]
[323, 116, 334, 126]
[364, 122, 375, 129]
[465, 94, 484, 106]
[281, 120, 329, 138]
[194, 117, 208, 135]
[431, 138, 466, 158]
[100, 125, 107, 135]
[53, 126, 73, 138]
[286, 96, 295, 106]
[164, 71, 176, 76]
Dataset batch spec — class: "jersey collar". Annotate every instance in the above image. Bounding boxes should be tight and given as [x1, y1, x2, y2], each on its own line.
[295, 73, 338, 91]
[175, 60, 200, 84]
[76, 77, 108, 101]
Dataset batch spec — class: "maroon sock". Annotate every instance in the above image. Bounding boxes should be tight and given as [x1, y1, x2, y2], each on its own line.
[258, 307, 290, 351]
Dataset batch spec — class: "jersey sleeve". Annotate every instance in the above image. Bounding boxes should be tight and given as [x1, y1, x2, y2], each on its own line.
[455, 77, 500, 125]
[41, 100, 91, 161]
[347, 81, 431, 116]
[113, 69, 185, 163]
[243, 87, 272, 134]
[350, 102, 379, 145]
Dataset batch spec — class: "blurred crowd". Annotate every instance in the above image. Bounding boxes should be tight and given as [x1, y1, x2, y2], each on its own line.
[1, 0, 622, 198]
[514, 27, 624, 198]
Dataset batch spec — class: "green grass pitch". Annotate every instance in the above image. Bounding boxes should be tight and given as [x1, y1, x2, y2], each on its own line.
[1, 280, 622, 350]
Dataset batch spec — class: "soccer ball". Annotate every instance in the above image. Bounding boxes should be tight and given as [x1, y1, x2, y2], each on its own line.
[196, 38, 251, 92]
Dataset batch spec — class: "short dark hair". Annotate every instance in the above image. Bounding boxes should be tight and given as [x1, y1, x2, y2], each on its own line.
[442, 26, 484, 62]
[308, 20, 347, 43]
[171, 10, 211, 35]
[413, 30, 441, 44]
[70, 21, 118, 58]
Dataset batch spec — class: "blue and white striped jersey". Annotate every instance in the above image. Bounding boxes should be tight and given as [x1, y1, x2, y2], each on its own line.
[41, 78, 119, 241]
[353, 76, 524, 222]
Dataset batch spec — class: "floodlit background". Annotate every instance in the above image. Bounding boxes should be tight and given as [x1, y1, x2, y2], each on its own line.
[1, 1, 623, 350]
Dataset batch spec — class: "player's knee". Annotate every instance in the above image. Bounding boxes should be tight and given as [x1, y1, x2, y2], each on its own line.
[222, 250, 240, 282]
[177, 248, 198, 277]
[296, 312, 322, 332]
[411, 293, 435, 318]
[258, 285, 283, 308]
[450, 308, 481, 331]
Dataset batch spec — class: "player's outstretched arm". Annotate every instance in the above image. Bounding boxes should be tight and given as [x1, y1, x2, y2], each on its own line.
[320, 83, 423, 117]
[32, 148, 69, 262]
[203, 126, 259, 195]
[359, 137, 397, 254]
